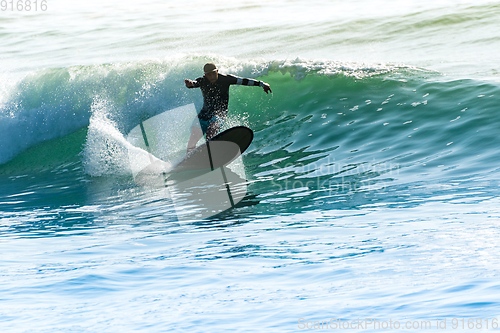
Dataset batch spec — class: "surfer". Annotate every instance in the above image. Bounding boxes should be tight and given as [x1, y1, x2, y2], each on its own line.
[184, 63, 272, 153]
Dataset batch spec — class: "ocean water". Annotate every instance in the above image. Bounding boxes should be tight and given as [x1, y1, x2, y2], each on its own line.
[2, 0, 500, 332]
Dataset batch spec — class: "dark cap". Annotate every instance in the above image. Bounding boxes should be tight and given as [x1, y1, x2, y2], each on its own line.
[203, 63, 217, 74]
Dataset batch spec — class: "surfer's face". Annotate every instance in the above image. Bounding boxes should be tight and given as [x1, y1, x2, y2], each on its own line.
[205, 70, 218, 83]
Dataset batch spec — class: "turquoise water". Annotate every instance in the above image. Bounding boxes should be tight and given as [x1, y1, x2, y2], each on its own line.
[2, 1, 500, 332]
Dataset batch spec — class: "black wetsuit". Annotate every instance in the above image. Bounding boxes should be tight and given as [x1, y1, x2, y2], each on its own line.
[188, 74, 263, 121]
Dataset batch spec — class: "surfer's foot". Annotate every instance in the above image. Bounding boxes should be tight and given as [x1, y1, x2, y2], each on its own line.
[186, 147, 195, 154]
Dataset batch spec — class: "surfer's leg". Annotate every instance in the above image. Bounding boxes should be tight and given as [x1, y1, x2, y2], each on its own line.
[187, 116, 224, 153]
[187, 118, 205, 153]
[205, 116, 224, 140]
[187, 126, 203, 153]
[205, 121, 221, 140]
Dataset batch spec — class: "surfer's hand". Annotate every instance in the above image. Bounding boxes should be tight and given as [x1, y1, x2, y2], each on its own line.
[184, 79, 194, 88]
[262, 83, 272, 94]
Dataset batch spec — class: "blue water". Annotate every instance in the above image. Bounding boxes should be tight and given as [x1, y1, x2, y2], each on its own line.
[2, 0, 500, 332]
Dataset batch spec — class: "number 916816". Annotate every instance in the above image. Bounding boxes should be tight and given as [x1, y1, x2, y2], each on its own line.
[1, 0, 48, 11]
[451, 318, 499, 330]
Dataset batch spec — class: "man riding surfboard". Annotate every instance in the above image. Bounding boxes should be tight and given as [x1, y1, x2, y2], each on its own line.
[184, 63, 272, 153]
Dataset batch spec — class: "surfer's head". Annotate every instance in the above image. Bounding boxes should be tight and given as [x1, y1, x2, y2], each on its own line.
[204, 63, 218, 83]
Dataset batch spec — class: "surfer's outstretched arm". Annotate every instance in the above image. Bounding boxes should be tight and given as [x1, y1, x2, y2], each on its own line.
[229, 75, 272, 94]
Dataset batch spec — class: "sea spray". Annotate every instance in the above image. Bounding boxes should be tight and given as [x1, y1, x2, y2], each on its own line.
[83, 98, 142, 177]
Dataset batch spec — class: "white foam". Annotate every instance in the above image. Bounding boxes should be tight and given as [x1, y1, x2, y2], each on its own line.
[82, 98, 152, 177]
